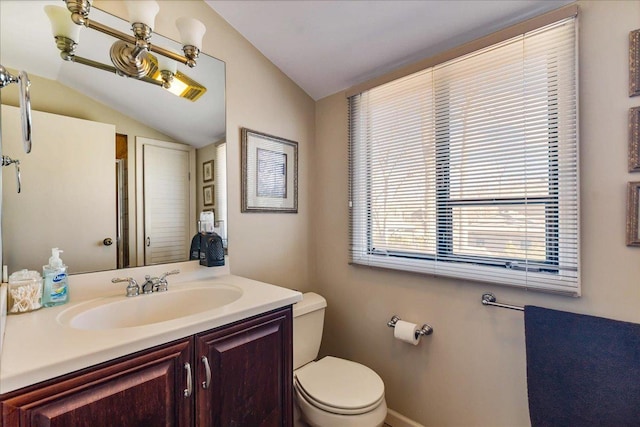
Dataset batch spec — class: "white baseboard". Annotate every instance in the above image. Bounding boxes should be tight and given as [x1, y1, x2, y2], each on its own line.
[386, 408, 424, 427]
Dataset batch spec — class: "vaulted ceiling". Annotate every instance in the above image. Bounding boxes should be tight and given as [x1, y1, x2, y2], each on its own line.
[207, 0, 574, 100]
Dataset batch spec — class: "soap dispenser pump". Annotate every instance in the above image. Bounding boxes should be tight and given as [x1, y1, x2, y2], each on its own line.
[42, 248, 69, 307]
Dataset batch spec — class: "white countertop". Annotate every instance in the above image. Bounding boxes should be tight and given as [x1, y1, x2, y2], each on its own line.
[0, 260, 301, 394]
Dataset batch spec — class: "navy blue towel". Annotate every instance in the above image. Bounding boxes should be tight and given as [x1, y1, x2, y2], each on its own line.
[525, 306, 640, 427]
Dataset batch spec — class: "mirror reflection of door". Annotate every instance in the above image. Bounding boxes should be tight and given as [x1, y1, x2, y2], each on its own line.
[1, 105, 117, 273]
[115, 133, 129, 269]
[137, 137, 195, 266]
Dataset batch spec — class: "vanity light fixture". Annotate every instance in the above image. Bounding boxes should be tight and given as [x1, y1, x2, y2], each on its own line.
[44, 0, 206, 98]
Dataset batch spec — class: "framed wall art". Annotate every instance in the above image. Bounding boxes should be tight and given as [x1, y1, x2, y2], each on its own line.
[203, 184, 214, 206]
[241, 128, 298, 213]
[626, 181, 640, 246]
[630, 29, 640, 97]
[630, 107, 640, 171]
[203, 160, 214, 182]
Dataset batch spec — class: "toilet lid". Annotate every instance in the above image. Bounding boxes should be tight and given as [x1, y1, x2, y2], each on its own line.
[294, 356, 385, 415]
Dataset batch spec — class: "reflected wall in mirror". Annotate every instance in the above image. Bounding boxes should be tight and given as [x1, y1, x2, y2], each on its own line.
[0, 1, 227, 274]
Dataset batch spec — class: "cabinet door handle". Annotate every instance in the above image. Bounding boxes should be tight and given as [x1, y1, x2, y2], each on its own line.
[184, 362, 193, 397]
[201, 356, 211, 389]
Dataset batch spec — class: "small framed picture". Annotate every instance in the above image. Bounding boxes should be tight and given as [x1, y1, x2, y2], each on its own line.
[626, 182, 640, 246]
[629, 107, 640, 171]
[630, 29, 640, 97]
[203, 160, 214, 182]
[241, 128, 298, 213]
[203, 184, 214, 206]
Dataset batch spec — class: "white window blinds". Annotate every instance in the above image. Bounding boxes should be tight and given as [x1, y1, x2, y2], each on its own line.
[348, 17, 579, 295]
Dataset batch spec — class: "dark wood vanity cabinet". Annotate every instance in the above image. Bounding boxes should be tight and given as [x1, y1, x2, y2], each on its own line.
[0, 339, 193, 427]
[195, 307, 293, 427]
[0, 306, 293, 427]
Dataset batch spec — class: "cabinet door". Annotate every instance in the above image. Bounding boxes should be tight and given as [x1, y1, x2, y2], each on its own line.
[0, 338, 193, 427]
[196, 307, 293, 427]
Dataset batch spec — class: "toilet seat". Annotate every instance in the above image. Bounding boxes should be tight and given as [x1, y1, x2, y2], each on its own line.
[294, 356, 385, 416]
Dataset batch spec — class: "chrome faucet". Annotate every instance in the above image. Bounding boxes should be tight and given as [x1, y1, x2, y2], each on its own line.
[111, 277, 140, 297]
[141, 275, 159, 294]
[141, 269, 181, 294]
[112, 270, 180, 297]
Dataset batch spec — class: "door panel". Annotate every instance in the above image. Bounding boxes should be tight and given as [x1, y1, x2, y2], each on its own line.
[1, 106, 116, 273]
[137, 138, 194, 266]
[195, 308, 293, 427]
[0, 339, 193, 427]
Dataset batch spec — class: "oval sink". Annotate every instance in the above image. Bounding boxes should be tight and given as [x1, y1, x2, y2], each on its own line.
[58, 284, 243, 330]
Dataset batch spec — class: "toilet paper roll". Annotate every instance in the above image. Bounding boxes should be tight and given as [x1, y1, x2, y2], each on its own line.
[394, 320, 420, 345]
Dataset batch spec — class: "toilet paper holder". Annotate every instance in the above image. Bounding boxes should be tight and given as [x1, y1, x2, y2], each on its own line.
[387, 315, 434, 338]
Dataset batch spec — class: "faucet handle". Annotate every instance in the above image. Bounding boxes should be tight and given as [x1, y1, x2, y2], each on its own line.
[156, 269, 180, 292]
[160, 269, 180, 280]
[111, 277, 140, 297]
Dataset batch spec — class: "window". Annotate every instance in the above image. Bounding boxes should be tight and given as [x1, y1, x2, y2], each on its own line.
[349, 17, 578, 294]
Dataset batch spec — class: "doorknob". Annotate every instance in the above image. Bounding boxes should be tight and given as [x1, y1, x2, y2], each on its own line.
[103, 238, 113, 246]
[146, 237, 151, 247]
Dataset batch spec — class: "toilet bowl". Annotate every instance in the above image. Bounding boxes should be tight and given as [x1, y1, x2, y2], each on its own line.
[293, 293, 387, 427]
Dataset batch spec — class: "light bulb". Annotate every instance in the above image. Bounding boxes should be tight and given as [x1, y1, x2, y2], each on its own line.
[157, 55, 178, 75]
[44, 5, 81, 42]
[124, 0, 160, 29]
[176, 17, 206, 50]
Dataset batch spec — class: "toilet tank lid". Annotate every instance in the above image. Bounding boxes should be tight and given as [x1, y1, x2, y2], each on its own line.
[293, 292, 327, 317]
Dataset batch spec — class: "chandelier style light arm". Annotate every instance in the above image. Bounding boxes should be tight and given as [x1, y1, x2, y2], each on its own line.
[51, 33, 164, 89]
[71, 55, 164, 88]
[149, 43, 197, 68]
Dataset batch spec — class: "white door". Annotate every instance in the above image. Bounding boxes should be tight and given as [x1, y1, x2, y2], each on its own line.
[1, 106, 116, 273]
[138, 138, 194, 266]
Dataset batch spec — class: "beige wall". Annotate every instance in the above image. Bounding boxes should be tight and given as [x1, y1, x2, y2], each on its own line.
[314, 1, 640, 426]
[95, 1, 316, 290]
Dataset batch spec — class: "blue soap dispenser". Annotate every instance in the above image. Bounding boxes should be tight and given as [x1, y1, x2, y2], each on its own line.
[42, 248, 69, 307]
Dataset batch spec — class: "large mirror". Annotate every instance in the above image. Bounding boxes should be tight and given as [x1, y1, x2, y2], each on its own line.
[0, 1, 227, 274]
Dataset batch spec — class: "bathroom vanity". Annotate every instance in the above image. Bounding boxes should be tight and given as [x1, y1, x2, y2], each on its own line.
[0, 261, 301, 426]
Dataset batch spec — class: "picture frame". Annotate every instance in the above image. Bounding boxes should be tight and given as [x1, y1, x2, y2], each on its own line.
[630, 29, 640, 97]
[626, 182, 640, 246]
[203, 160, 214, 182]
[241, 128, 298, 213]
[630, 107, 640, 171]
[203, 184, 214, 206]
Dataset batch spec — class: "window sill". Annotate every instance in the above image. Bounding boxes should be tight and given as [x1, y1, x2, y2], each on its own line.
[350, 253, 580, 296]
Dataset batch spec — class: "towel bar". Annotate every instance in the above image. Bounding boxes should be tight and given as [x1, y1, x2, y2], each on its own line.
[481, 293, 524, 312]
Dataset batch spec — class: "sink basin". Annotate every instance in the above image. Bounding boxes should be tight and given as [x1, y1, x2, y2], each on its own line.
[58, 284, 243, 330]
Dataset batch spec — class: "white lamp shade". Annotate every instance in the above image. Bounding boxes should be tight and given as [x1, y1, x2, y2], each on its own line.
[44, 5, 81, 42]
[176, 17, 206, 50]
[157, 55, 177, 74]
[125, 0, 160, 28]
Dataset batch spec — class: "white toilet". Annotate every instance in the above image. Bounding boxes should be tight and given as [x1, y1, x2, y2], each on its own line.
[293, 292, 387, 427]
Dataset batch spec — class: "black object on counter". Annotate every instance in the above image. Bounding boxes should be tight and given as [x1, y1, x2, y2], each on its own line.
[189, 232, 225, 267]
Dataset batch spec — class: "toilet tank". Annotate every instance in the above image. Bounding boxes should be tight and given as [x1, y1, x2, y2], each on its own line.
[293, 292, 327, 370]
